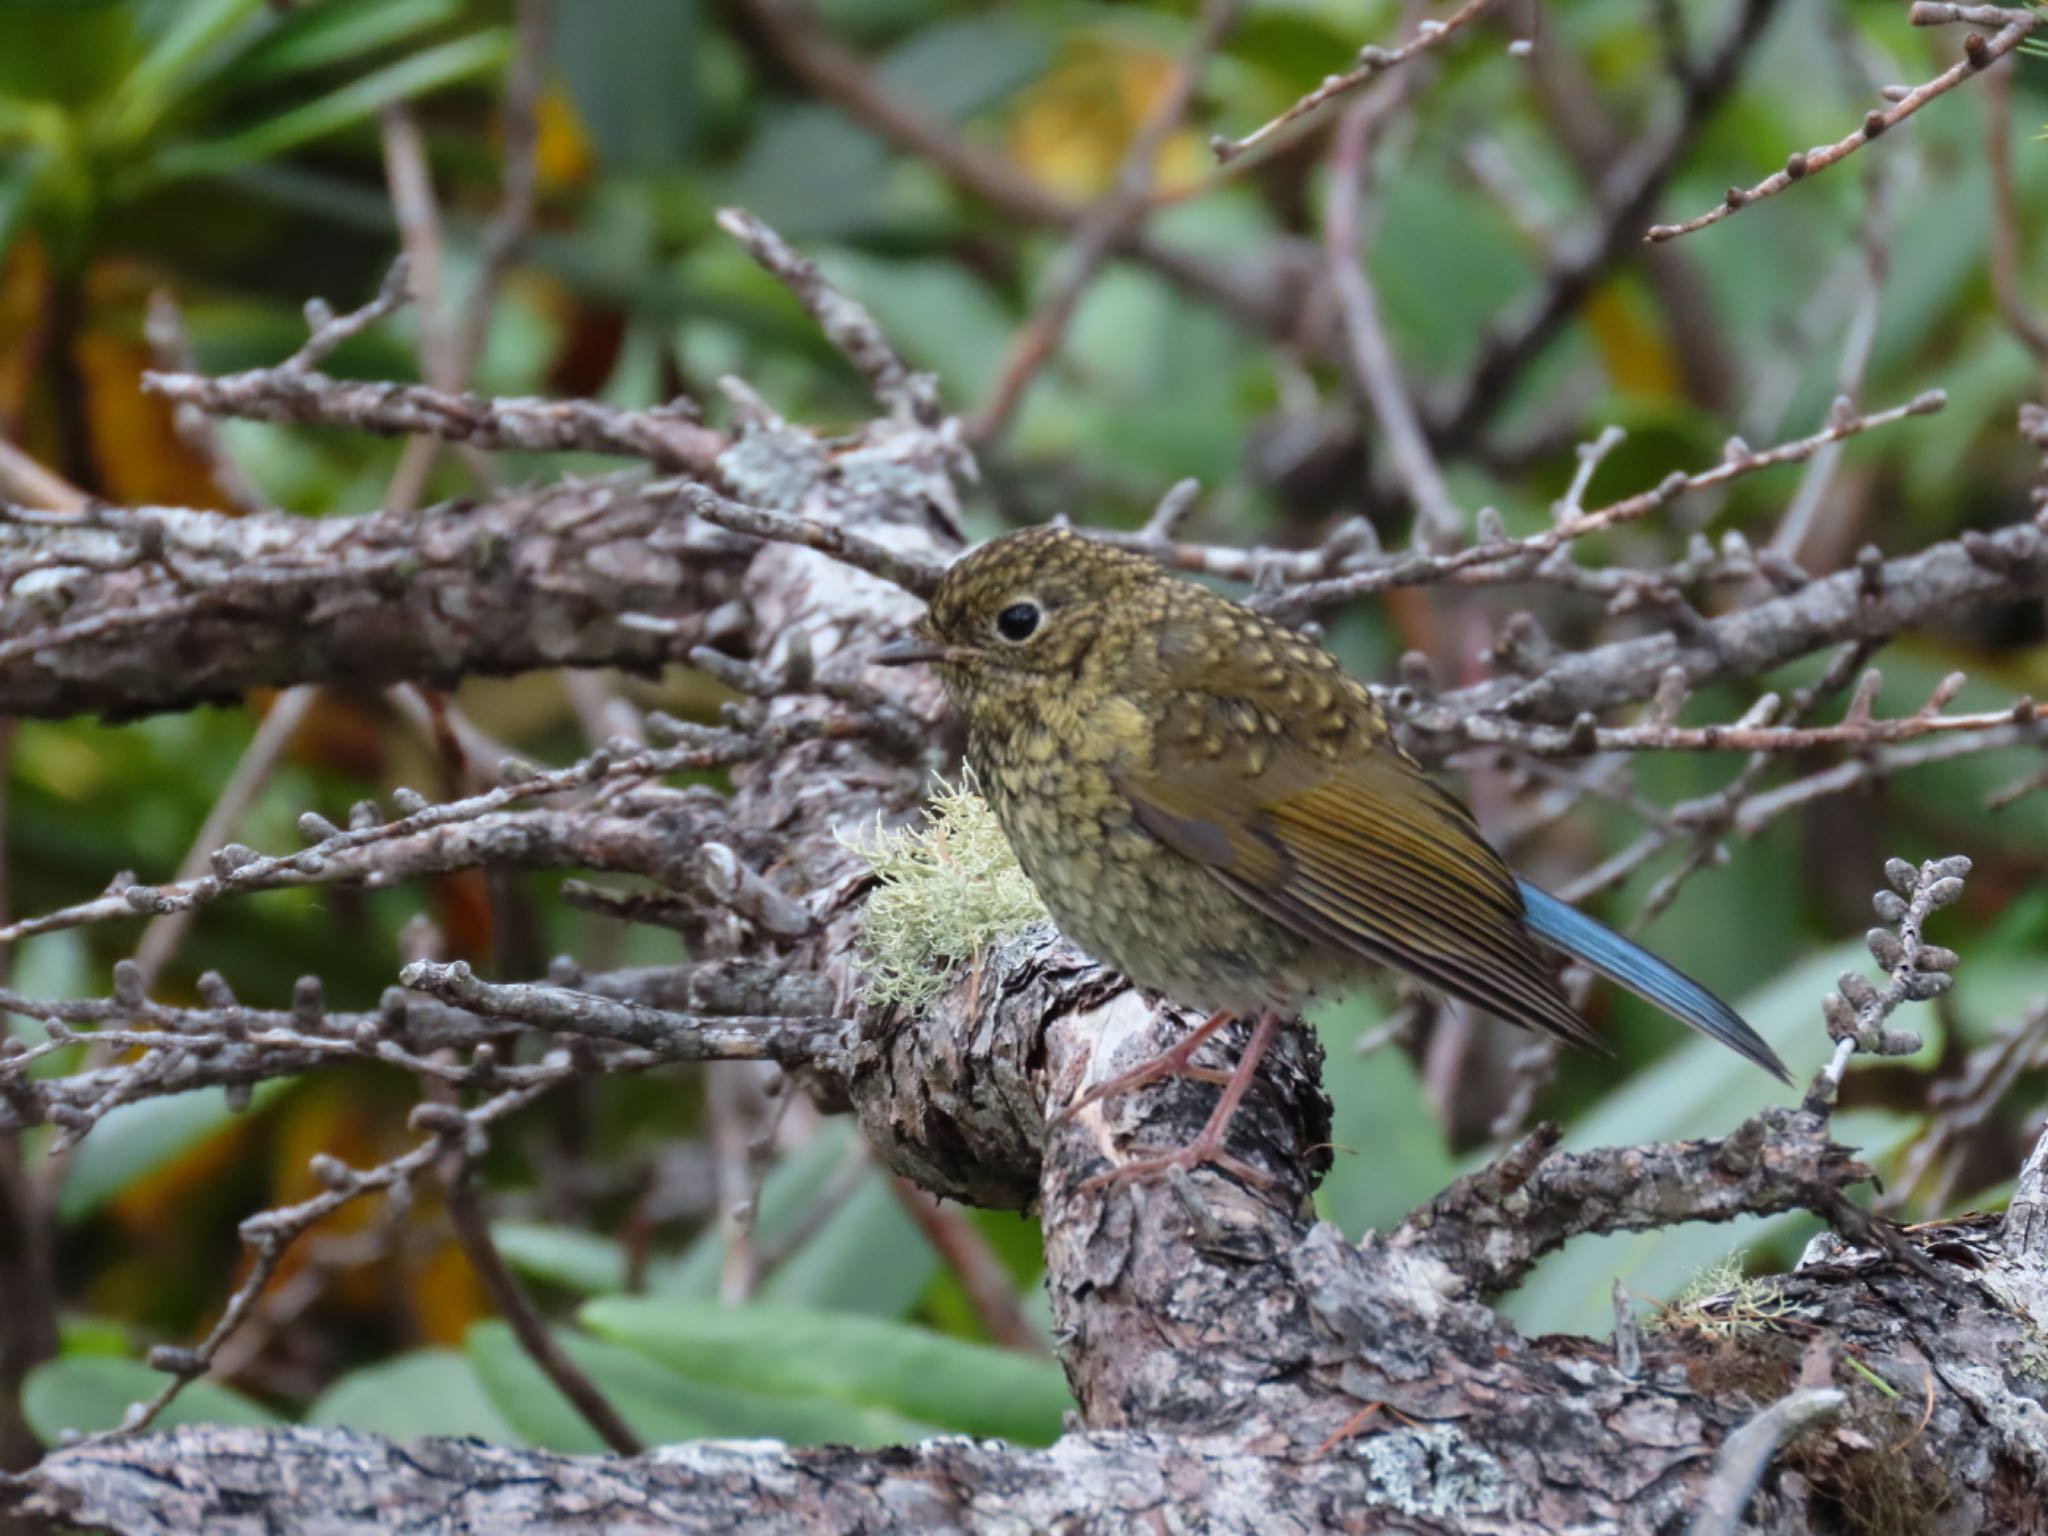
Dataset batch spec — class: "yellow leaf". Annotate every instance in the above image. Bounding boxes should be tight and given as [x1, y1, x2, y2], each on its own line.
[1583, 284, 1682, 401]
[534, 81, 594, 190]
[1006, 39, 1203, 200]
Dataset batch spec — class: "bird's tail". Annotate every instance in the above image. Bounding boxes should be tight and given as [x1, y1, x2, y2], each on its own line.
[1515, 880, 1790, 1083]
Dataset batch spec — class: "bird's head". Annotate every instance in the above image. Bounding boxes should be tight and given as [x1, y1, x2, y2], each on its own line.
[875, 527, 1159, 719]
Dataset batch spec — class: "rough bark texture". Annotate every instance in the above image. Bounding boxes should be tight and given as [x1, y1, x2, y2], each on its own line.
[0, 484, 749, 719]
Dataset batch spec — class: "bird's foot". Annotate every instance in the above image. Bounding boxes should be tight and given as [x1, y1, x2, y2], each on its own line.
[1079, 1131, 1275, 1194]
[1057, 1008, 1236, 1124]
[1077, 1007, 1285, 1194]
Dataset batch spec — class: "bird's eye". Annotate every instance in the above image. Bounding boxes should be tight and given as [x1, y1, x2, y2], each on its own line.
[994, 601, 1041, 643]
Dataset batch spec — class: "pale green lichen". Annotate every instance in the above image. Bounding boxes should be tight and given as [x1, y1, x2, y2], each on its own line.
[1357, 1424, 1505, 1519]
[844, 773, 1049, 1010]
[1655, 1256, 1798, 1338]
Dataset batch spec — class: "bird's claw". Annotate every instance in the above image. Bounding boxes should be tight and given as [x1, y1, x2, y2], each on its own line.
[1057, 1010, 1237, 1125]
[1079, 1137, 1274, 1194]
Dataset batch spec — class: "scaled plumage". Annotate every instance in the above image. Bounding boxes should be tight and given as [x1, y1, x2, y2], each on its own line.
[877, 526, 1786, 1180]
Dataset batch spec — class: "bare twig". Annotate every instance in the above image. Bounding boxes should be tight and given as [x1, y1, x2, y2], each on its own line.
[0, 719, 831, 946]
[1804, 856, 1969, 1114]
[1399, 1109, 1871, 1297]
[142, 292, 270, 517]
[398, 961, 849, 1066]
[281, 260, 414, 375]
[969, 0, 1239, 445]
[1426, 675, 2037, 757]
[1273, 390, 1946, 612]
[890, 1178, 1046, 1355]
[0, 439, 87, 514]
[1767, 155, 1897, 562]
[1982, 58, 2048, 382]
[86, 1082, 552, 1442]
[1430, 0, 1784, 446]
[717, 208, 945, 427]
[1323, 88, 1463, 551]
[1647, 6, 2038, 243]
[142, 371, 724, 472]
[129, 687, 319, 990]
[656, 480, 947, 597]
[1686, 1388, 1845, 1536]
[1211, 0, 1503, 166]
[444, 1150, 644, 1455]
[448, 0, 555, 383]
[732, 0, 1293, 338]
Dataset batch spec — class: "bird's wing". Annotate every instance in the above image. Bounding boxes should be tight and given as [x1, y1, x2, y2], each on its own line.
[1114, 682, 1601, 1049]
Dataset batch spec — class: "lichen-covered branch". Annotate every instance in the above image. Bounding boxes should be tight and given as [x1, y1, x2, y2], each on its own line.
[0, 486, 748, 719]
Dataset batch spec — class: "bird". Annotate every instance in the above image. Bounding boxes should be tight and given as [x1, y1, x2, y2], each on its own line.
[874, 525, 1788, 1189]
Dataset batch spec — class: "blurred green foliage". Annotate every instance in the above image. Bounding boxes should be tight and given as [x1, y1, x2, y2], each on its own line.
[4, 0, 2046, 1454]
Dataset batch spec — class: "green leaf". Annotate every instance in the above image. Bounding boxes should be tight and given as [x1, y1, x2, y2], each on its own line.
[581, 1297, 1073, 1444]
[55, 1316, 130, 1357]
[492, 1221, 628, 1295]
[308, 1349, 514, 1441]
[0, 1, 139, 108]
[217, 0, 466, 88]
[724, 106, 890, 240]
[553, 0, 704, 173]
[23, 1355, 276, 1443]
[657, 1120, 940, 1316]
[875, 15, 1050, 124]
[59, 1079, 292, 1222]
[466, 1320, 936, 1452]
[1313, 994, 1458, 1234]
[755, 1165, 939, 1316]
[820, 252, 1009, 403]
[110, 0, 268, 139]
[145, 28, 510, 186]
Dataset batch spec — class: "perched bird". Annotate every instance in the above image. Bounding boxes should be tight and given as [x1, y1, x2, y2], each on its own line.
[876, 526, 1788, 1187]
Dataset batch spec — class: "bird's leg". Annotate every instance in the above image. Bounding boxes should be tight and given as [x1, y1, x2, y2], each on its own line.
[1058, 1008, 1237, 1123]
[1080, 1007, 1283, 1192]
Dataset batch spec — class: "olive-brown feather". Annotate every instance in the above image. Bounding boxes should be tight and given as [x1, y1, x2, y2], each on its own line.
[875, 524, 1785, 1180]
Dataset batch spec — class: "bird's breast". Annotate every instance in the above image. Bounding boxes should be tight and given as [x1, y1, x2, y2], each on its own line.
[967, 710, 1334, 1017]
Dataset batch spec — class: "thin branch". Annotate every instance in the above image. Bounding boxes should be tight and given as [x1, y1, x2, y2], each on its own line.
[1398, 1109, 1872, 1297]
[1323, 88, 1464, 551]
[0, 439, 87, 514]
[1430, 0, 1784, 446]
[1273, 390, 1946, 612]
[280, 259, 414, 375]
[1982, 57, 2048, 382]
[398, 961, 849, 1066]
[1210, 0, 1503, 167]
[448, 0, 555, 383]
[1431, 677, 2037, 757]
[1767, 154, 1896, 561]
[0, 720, 811, 946]
[731, 0, 1294, 338]
[1688, 1389, 1846, 1536]
[1647, 5, 2037, 243]
[130, 686, 318, 990]
[141, 372, 724, 473]
[890, 1178, 1046, 1355]
[655, 480, 947, 597]
[444, 1151, 644, 1455]
[717, 207, 945, 427]
[142, 292, 270, 517]
[87, 1082, 552, 1442]
[969, 0, 1239, 446]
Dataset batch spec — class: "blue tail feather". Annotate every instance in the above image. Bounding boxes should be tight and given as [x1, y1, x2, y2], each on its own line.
[1516, 880, 1790, 1083]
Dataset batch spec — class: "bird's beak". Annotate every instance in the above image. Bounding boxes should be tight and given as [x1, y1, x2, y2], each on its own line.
[873, 636, 950, 667]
